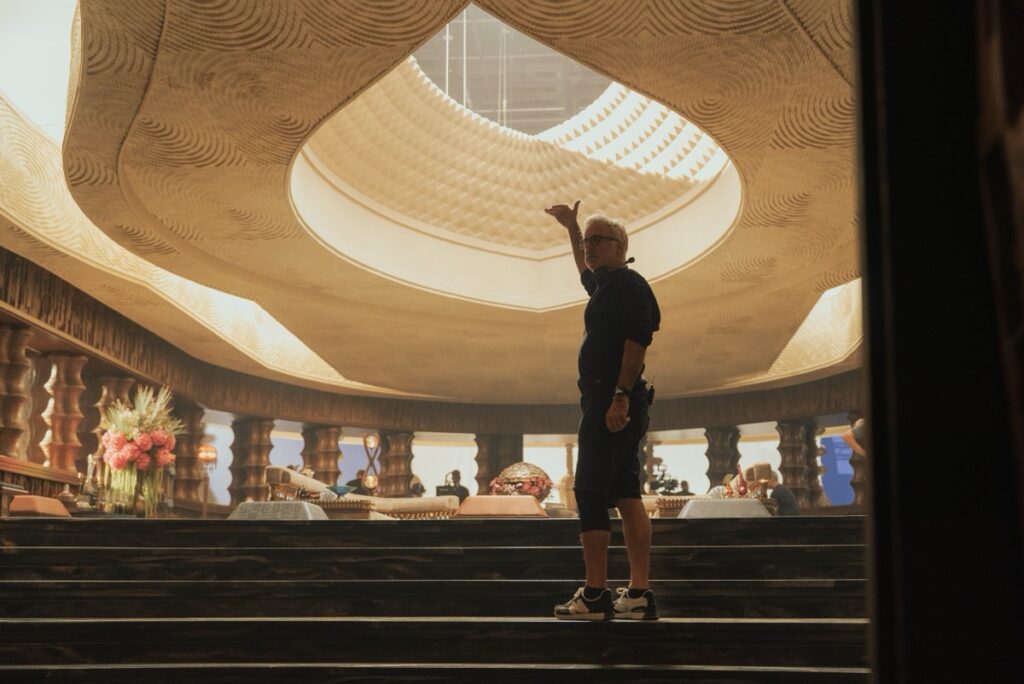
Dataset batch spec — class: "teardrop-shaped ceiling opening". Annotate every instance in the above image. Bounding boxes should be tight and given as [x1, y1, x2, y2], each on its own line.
[291, 3, 741, 312]
[412, 4, 613, 135]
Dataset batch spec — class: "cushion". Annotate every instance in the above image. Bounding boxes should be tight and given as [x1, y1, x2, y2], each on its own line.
[454, 495, 547, 517]
[227, 501, 328, 520]
[265, 465, 459, 518]
[8, 495, 71, 518]
[679, 498, 771, 518]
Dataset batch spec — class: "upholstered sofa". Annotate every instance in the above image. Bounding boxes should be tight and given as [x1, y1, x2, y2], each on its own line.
[265, 465, 460, 520]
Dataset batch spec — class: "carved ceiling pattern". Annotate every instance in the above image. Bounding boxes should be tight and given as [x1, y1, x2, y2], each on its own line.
[45, 0, 858, 403]
[0, 96, 414, 398]
[305, 59, 722, 253]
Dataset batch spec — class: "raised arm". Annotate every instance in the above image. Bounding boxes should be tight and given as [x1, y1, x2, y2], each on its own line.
[545, 200, 587, 274]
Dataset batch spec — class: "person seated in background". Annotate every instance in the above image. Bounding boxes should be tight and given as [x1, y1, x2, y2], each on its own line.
[345, 469, 370, 495]
[442, 471, 468, 501]
[768, 470, 799, 516]
[677, 480, 692, 496]
[744, 462, 799, 515]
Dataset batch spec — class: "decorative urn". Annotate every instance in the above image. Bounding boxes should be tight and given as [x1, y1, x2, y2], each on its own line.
[490, 461, 553, 502]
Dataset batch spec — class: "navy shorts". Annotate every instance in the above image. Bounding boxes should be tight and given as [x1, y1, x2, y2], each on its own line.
[574, 391, 649, 506]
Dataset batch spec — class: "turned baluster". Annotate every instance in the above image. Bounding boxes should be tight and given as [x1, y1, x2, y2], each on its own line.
[0, 327, 33, 459]
[777, 420, 809, 508]
[377, 431, 414, 497]
[172, 404, 205, 502]
[704, 426, 740, 491]
[40, 354, 88, 473]
[311, 426, 342, 486]
[474, 433, 523, 495]
[228, 417, 273, 504]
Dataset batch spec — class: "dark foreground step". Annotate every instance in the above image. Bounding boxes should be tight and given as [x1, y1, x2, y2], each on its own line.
[0, 544, 865, 581]
[0, 663, 870, 683]
[0, 578, 867, 619]
[0, 616, 869, 669]
[0, 516, 866, 548]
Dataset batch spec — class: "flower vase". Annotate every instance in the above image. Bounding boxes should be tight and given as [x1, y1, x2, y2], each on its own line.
[140, 468, 164, 519]
[109, 465, 138, 514]
[132, 488, 146, 518]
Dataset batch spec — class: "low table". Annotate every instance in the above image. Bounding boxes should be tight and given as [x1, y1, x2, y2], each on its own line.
[454, 495, 547, 517]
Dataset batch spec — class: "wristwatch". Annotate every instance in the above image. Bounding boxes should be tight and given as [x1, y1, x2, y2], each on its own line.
[613, 385, 629, 399]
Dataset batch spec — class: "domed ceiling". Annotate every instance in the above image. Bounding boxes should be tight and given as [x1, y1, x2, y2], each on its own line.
[0, 0, 860, 405]
[296, 58, 738, 310]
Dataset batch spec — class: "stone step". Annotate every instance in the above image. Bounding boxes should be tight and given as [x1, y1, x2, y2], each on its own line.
[0, 578, 867, 619]
[0, 663, 868, 684]
[0, 515, 866, 548]
[0, 617, 870, 669]
[0, 663, 871, 683]
[0, 544, 865, 581]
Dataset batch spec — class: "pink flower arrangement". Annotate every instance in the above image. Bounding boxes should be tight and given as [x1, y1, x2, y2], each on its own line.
[99, 386, 185, 517]
[101, 428, 176, 472]
[100, 387, 184, 474]
[490, 475, 552, 501]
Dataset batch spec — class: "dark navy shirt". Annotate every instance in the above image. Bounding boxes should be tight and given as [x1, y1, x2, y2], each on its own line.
[771, 485, 800, 516]
[578, 267, 661, 394]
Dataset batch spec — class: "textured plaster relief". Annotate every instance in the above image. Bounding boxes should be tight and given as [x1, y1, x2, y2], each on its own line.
[765, 279, 863, 379]
[0, 94, 418, 398]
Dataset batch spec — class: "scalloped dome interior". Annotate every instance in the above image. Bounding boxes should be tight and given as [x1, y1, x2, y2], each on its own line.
[293, 58, 740, 311]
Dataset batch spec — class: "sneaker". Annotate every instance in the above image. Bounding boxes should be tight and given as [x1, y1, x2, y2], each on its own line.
[554, 587, 614, 620]
[613, 587, 659, 620]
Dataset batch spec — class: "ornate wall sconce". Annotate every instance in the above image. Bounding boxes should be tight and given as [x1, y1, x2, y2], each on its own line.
[362, 433, 381, 492]
[198, 443, 218, 518]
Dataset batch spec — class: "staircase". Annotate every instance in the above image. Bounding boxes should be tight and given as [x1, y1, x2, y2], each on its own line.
[0, 515, 869, 682]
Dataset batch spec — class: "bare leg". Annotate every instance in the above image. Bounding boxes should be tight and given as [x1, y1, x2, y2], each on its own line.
[580, 529, 611, 587]
[615, 497, 651, 587]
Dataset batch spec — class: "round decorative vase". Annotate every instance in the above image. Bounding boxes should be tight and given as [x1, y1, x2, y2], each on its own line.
[491, 462, 552, 502]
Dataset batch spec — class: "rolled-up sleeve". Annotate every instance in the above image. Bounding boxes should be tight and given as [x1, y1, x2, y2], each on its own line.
[618, 274, 660, 347]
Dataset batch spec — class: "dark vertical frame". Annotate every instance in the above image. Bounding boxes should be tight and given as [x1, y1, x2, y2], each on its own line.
[857, 1, 1024, 680]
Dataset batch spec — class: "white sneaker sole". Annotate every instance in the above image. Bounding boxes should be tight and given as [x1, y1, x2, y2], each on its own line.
[554, 611, 613, 620]
[614, 610, 659, 620]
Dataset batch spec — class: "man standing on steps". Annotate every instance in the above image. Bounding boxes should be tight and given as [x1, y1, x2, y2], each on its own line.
[545, 200, 661, 621]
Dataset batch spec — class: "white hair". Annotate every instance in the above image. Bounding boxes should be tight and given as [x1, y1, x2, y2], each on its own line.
[584, 214, 629, 252]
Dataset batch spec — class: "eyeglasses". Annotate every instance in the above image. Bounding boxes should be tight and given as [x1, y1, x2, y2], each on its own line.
[578, 235, 621, 248]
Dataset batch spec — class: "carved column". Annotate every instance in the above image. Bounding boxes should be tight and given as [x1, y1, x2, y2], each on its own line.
[75, 375, 103, 476]
[40, 354, 88, 473]
[62, 357, 88, 475]
[88, 377, 134, 493]
[300, 426, 318, 472]
[802, 421, 827, 507]
[27, 354, 50, 465]
[310, 426, 342, 486]
[173, 404, 205, 502]
[228, 417, 273, 504]
[377, 430, 414, 497]
[849, 441, 869, 507]
[704, 426, 740, 491]
[474, 433, 523, 495]
[15, 350, 39, 460]
[777, 420, 809, 508]
[0, 327, 8, 411]
[0, 326, 33, 459]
